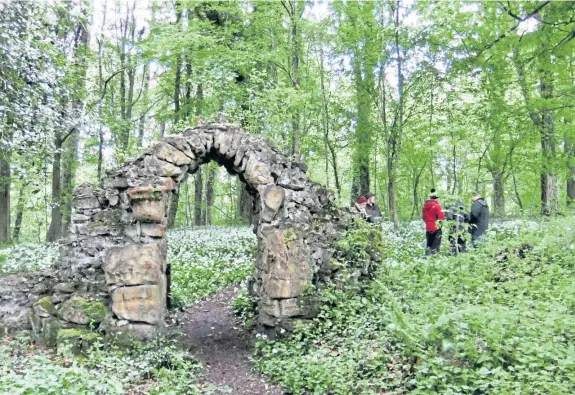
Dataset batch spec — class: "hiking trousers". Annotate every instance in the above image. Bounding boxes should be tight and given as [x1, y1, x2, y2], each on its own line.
[426, 229, 442, 255]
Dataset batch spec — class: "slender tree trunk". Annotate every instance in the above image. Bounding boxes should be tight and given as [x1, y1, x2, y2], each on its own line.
[514, 50, 558, 215]
[0, 130, 12, 243]
[137, 66, 151, 148]
[205, 165, 215, 225]
[539, 68, 558, 215]
[62, 13, 89, 233]
[492, 171, 505, 217]
[47, 130, 63, 242]
[388, 0, 403, 230]
[288, 0, 302, 160]
[12, 182, 26, 242]
[194, 170, 203, 226]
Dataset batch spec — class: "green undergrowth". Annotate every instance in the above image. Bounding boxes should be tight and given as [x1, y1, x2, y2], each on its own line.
[168, 226, 256, 308]
[0, 332, 222, 394]
[254, 217, 575, 394]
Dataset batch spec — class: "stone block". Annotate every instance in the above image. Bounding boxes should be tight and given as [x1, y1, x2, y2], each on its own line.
[262, 229, 311, 299]
[140, 222, 166, 238]
[111, 284, 164, 325]
[260, 185, 285, 223]
[104, 243, 165, 286]
[58, 296, 107, 325]
[141, 155, 182, 178]
[74, 197, 101, 210]
[278, 298, 301, 317]
[53, 282, 76, 294]
[32, 296, 57, 318]
[132, 199, 166, 222]
[151, 142, 192, 166]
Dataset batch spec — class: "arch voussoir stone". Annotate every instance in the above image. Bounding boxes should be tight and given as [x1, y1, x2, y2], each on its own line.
[0, 122, 382, 344]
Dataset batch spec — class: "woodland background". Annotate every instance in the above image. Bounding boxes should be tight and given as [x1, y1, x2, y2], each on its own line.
[1, 0, 575, 244]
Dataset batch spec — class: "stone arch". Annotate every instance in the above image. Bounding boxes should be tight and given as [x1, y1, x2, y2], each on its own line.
[49, 122, 347, 339]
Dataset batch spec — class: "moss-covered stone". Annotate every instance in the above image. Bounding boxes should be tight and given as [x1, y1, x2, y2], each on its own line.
[57, 328, 101, 355]
[33, 296, 57, 317]
[59, 296, 108, 325]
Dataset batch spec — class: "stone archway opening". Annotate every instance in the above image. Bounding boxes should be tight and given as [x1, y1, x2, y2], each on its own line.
[54, 122, 342, 340]
[2, 122, 380, 345]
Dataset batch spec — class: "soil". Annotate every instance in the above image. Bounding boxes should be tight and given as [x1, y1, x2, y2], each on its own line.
[177, 286, 284, 395]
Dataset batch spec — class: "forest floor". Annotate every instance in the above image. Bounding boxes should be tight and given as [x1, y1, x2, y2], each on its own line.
[177, 286, 284, 395]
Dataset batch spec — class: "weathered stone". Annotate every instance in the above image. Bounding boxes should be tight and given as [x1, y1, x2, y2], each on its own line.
[262, 229, 311, 299]
[260, 185, 285, 222]
[140, 223, 167, 237]
[53, 282, 77, 294]
[102, 318, 158, 342]
[104, 243, 165, 286]
[278, 298, 301, 317]
[74, 197, 101, 210]
[103, 177, 129, 189]
[141, 155, 182, 178]
[36, 316, 64, 347]
[111, 284, 164, 325]
[245, 157, 274, 185]
[58, 296, 107, 325]
[128, 185, 170, 201]
[165, 137, 197, 160]
[57, 328, 100, 355]
[32, 296, 57, 318]
[132, 199, 166, 222]
[151, 142, 192, 166]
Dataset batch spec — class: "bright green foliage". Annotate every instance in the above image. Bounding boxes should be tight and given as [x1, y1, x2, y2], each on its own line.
[255, 216, 575, 394]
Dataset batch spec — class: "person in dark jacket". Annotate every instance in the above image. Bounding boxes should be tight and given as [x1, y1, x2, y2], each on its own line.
[422, 189, 445, 255]
[447, 202, 469, 255]
[365, 192, 382, 223]
[469, 191, 489, 246]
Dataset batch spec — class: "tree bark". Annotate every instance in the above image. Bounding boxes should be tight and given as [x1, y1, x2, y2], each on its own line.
[12, 182, 26, 242]
[62, 12, 89, 233]
[388, 0, 403, 230]
[205, 165, 215, 225]
[0, 130, 12, 243]
[47, 130, 63, 242]
[194, 170, 203, 226]
[492, 170, 505, 217]
[137, 66, 151, 148]
[538, 67, 558, 215]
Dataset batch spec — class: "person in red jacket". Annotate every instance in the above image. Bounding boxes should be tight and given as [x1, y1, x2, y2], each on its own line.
[422, 188, 445, 255]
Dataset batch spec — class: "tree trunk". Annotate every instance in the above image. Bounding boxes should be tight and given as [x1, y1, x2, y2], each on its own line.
[137, 66, 151, 148]
[12, 183, 26, 242]
[288, 0, 302, 160]
[47, 131, 63, 242]
[0, 131, 11, 243]
[62, 13, 89, 233]
[194, 170, 203, 226]
[564, 134, 575, 205]
[539, 68, 558, 215]
[388, 0, 403, 230]
[492, 171, 505, 217]
[205, 165, 215, 225]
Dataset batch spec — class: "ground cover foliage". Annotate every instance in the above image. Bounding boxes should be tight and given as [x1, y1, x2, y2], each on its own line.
[168, 226, 256, 308]
[0, 332, 218, 394]
[254, 216, 575, 394]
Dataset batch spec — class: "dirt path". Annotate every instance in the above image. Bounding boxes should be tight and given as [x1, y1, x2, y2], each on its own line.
[178, 287, 284, 395]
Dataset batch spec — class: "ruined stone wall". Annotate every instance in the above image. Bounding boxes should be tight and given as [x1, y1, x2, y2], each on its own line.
[1, 122, 381, 343]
